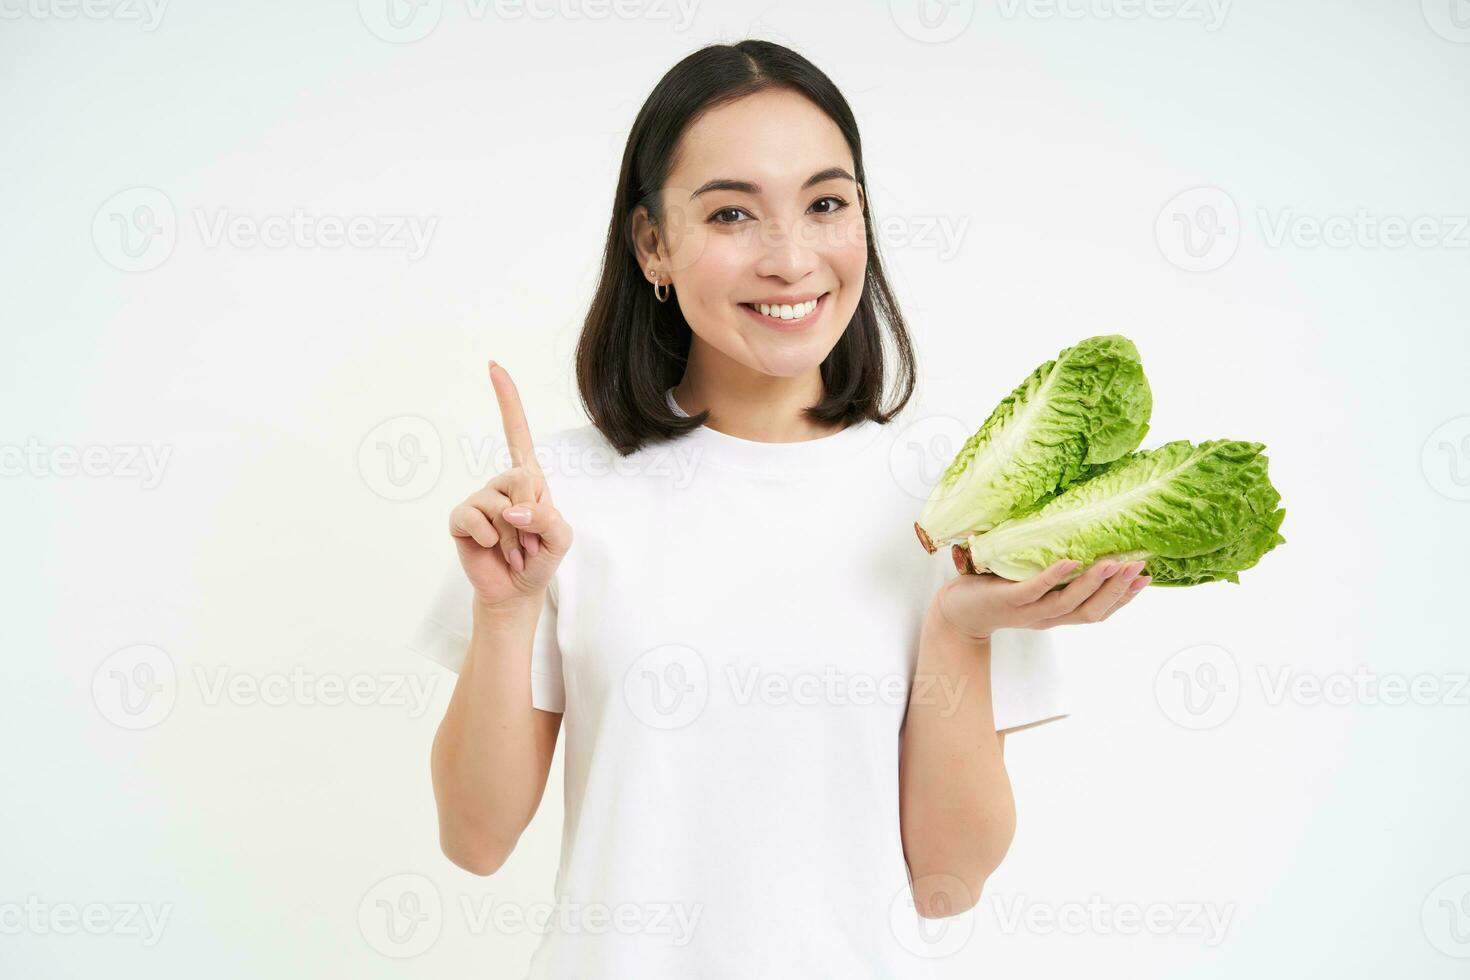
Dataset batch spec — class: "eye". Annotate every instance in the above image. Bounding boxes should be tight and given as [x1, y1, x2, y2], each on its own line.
[708, 206, 751, 225]
[708, 197, 850, 225]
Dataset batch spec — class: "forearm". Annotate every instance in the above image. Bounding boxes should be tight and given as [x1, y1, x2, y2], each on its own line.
[898, 600, 1017, 916]
[430, 597, 552, 871]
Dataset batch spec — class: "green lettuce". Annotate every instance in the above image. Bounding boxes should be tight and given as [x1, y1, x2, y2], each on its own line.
[914, 335, 1152, 552]
[956, 440, 1286, 586]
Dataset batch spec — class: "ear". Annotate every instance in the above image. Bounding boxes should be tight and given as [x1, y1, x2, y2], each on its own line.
[629, 203, 662, 283]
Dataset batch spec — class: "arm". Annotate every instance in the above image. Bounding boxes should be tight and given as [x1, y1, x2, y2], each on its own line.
[431, 597, 562, 875]
[898, 601, 1015, 919]
[429, 361, 574, 875]
[898, 557, 1150, 917]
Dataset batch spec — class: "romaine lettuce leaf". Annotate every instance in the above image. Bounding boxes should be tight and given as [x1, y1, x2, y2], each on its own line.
[915, 334, 1152, 552]
[960, 439, 1286, 586]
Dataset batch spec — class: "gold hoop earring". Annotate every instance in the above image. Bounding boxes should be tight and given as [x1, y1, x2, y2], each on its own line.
[652, 272, 670, 303]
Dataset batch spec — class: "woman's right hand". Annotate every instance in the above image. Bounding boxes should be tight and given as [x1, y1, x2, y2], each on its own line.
[449, 361, 574, 615]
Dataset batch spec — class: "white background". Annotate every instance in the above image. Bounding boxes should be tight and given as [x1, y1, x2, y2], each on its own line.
[4, 1, 1469, 977]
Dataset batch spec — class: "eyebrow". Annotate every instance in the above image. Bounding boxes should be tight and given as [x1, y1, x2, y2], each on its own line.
[689, 167, 856, 199]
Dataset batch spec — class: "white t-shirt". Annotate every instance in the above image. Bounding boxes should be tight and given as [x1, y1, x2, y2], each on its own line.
[409, 388, 1068, 979]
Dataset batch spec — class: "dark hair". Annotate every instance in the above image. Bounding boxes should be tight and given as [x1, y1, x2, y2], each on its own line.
[574, 39, 917, 456]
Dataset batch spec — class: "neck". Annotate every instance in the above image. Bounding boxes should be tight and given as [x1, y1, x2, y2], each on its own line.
[672, 342, 847, 443]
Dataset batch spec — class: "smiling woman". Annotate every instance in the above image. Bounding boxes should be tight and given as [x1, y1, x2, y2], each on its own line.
[576, 45, 916, 451]
[413, 39, 1075, 980]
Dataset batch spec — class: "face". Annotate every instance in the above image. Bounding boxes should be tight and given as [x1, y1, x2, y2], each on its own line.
[634, 87, 868, 379]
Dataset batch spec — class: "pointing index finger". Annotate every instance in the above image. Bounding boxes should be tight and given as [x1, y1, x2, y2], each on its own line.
[488, 361, 541, 474]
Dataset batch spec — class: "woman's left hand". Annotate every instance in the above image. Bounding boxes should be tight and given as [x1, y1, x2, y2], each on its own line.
[933, 556, 1151, 642]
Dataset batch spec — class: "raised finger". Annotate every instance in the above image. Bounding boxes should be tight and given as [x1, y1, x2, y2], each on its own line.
[488, 361, 542, 475]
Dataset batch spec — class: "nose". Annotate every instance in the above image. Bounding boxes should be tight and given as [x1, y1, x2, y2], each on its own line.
[752, 215, 819, 282]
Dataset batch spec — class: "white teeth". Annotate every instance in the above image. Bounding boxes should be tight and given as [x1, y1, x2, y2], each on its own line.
[754, 298, 818, 320]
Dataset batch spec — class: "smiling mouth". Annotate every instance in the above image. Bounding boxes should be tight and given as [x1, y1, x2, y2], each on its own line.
[739, 293, 828, 328]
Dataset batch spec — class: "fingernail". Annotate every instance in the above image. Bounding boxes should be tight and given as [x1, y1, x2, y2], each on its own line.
[1132, 576, 1151, 590]
[1101, 562, 1120, 578]
[523, 533, 540, 557]
[504, 506, 532, 525]
[507, 547, 524, 573]
[1061, 560, 1079, 573]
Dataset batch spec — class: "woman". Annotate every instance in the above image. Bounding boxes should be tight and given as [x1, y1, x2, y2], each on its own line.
[411, 39, 1149, 978]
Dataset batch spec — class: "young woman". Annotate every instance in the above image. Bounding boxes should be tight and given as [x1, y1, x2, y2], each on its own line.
[412, 39, 1149, 978]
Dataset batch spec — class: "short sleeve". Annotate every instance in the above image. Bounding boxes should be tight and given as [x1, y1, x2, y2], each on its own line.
[406, 560, 566, 713]
[927, 551, 1068, 734]
[987, 626, 1069, 734]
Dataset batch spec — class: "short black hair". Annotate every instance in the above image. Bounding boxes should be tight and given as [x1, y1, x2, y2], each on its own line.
[575, 39, 917, 456]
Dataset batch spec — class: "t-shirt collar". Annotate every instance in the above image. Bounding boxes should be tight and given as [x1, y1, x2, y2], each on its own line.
[663, 386, 881, 474]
